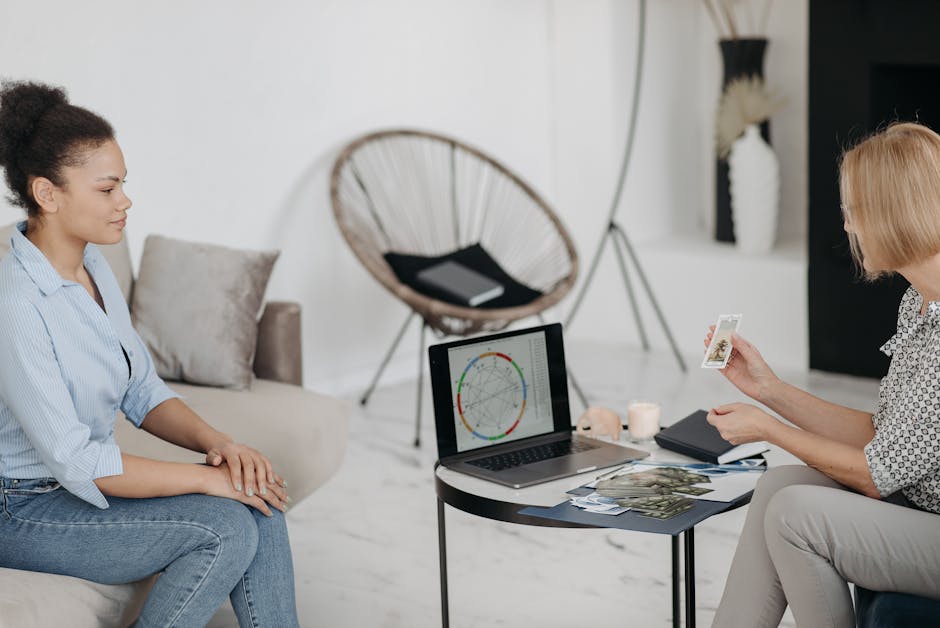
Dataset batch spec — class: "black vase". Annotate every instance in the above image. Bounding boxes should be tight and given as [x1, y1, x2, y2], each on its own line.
[715, 38, 770, 243]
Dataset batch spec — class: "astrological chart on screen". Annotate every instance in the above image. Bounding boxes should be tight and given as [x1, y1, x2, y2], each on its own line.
[448, 330, 554, 453]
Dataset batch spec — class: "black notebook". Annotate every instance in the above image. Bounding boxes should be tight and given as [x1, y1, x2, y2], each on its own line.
[654, 409, 768, 464]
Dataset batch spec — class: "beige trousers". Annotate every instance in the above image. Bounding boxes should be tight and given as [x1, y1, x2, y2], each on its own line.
[711, 465, 940, 628]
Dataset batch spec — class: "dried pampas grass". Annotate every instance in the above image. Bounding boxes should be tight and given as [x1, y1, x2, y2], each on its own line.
[703, 0, 775, 38]
[716, 76, 784, 158]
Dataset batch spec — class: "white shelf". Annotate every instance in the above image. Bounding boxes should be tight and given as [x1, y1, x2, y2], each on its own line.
[633, 232, 807, 267]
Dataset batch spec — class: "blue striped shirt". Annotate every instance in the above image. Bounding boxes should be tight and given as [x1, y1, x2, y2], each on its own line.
[0, 222, 179, 508]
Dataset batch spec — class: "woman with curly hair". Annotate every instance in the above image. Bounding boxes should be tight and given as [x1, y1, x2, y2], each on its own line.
[0, 81, 299, 627]
[707, 123, 940, 627]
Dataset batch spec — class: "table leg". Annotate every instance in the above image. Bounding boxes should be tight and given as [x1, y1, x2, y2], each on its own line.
[671, 535, 680, 628]
[438, 497, 450, 628]
[684, 528, 696, 628]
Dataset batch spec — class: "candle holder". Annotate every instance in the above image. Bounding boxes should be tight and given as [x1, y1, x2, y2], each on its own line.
[627, 400, 661, 443]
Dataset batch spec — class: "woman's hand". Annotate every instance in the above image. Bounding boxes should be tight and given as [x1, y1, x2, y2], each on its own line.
[201, 462, 289, 517]
[703, 328, 779, 401]
[205, 441, 287, 500]
[706, 403, 779, 445]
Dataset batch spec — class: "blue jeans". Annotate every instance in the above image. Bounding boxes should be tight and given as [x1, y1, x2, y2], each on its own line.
[0, 477, 299, 627]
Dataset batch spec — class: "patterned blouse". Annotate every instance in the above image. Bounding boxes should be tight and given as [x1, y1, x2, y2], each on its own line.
[866, 286, 940, 513]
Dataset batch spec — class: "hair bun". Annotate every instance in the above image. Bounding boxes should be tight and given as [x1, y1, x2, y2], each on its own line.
[0, 81, 69, 167]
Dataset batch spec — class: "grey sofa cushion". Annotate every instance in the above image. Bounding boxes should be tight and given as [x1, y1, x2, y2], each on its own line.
[0, 223, 15, 259]
[131, 235, 279, 390]
[97, 237, 134, 304]
[0, 567, 153, 628]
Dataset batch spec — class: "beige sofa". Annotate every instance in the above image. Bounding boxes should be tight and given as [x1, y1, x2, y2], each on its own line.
[0, 225, 349, 627]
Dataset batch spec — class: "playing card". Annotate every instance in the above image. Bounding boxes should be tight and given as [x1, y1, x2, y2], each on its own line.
[636, 502, 694, 519]
[702, 314, 743, 369]
[674, 486, 714, 496]
[570, 493, 629, 515]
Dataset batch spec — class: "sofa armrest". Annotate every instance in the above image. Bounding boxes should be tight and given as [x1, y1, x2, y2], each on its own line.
[254, 301, 303, 386]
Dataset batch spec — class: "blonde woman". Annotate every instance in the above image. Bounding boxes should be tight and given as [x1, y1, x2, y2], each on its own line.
[706, 122, 940, 628]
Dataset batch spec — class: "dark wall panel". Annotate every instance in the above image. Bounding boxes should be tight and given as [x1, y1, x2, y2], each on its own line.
[809, 1, 940, 378]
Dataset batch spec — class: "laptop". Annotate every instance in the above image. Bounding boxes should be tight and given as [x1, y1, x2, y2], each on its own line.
[429, 323, 649, 488]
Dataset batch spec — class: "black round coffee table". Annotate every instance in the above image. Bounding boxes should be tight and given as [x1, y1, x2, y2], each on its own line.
[434, 450, 755, 628]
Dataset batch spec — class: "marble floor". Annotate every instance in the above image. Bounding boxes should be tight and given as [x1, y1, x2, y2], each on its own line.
[210, 340, 881, 628]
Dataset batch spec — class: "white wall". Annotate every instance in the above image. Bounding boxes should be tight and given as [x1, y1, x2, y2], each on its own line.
[0, 0, 810, 393]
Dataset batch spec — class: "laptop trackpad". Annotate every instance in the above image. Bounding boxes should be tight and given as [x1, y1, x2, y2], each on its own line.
[510, 449, 619, 483]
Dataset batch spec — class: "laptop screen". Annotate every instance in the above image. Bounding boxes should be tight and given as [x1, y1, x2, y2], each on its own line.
[429, 323, 572, 459]
[448, 329, 555, 452]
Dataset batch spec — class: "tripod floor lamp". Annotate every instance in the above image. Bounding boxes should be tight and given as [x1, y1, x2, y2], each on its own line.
[564, 0, 687, 375]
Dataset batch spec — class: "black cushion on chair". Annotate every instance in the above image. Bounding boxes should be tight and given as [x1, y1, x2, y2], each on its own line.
[854, 585, 940, 628]
[383, 243, 542, 309]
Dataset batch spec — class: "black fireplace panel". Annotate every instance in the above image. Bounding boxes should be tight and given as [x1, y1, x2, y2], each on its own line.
[870, 64, 940, 131]
[809, 1, 940, 378]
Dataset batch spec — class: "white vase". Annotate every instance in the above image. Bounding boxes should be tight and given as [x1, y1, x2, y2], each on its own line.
[728, 124, 779, 254]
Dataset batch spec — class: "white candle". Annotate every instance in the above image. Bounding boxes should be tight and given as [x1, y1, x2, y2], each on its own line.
[627, 401, 661, 442]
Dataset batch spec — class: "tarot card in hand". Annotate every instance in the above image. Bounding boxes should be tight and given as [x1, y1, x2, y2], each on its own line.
[702, 314, 743, 369]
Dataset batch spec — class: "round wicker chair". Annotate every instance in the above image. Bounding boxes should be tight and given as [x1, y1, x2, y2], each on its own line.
[331, 128, 580, 445]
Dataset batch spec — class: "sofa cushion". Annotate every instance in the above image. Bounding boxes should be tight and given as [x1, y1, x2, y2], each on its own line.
[97, 237, 134, 304]
[0, 223, 15, 258]
[115, 379, 349, 505]
[131, 235, 279, 390]
[0, 567, 154, 628]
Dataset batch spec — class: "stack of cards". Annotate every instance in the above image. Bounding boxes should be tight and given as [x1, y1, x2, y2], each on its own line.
[592, 467, 716, 519]
[611, 494, 695, 520]
[702, 314, 743, 369]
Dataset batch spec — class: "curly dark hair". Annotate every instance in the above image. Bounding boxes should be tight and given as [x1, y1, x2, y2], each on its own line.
[0, 80, 114, 217]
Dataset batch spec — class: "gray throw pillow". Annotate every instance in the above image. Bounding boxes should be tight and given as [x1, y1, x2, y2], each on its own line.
[131, 235, 279, 390]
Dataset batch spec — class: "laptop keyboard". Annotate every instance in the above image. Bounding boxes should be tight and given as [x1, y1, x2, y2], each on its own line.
[466, 439, 599, 472]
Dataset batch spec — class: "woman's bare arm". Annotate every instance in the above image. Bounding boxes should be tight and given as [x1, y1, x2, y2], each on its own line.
[93, 453, 285, 516]
[704, 331, 875, 447]
[139, 398, 231, 455]
[136, 398, 285, 499]
[94, 453, 207, 498]
[762, 380, 875, 448]
[708, 403, 880, 497]
[764, 419, 879, 497]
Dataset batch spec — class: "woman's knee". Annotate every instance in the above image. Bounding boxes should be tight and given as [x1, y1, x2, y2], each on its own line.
[216, 500, 260, 551]
[190, 498, 260, 571]
[763, 484, 834, 553]
[254, 507, 291, 550]
[756, 465, 832, 496]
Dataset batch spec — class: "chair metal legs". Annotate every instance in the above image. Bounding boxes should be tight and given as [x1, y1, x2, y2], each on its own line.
[360, 311, 416, 406]
[359, 311, 427, 448]
[414, 322, 428, 448]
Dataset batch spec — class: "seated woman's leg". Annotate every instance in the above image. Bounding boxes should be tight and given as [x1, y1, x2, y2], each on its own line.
[229, 507, 299, 628]
[764, 484, 940, 628]
[712, 465, 843, 628]
[0, 484, 259, 627]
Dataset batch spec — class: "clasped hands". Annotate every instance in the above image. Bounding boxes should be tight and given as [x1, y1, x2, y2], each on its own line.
[204, 440, 289, 517]
[703, 326, 781, 446]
